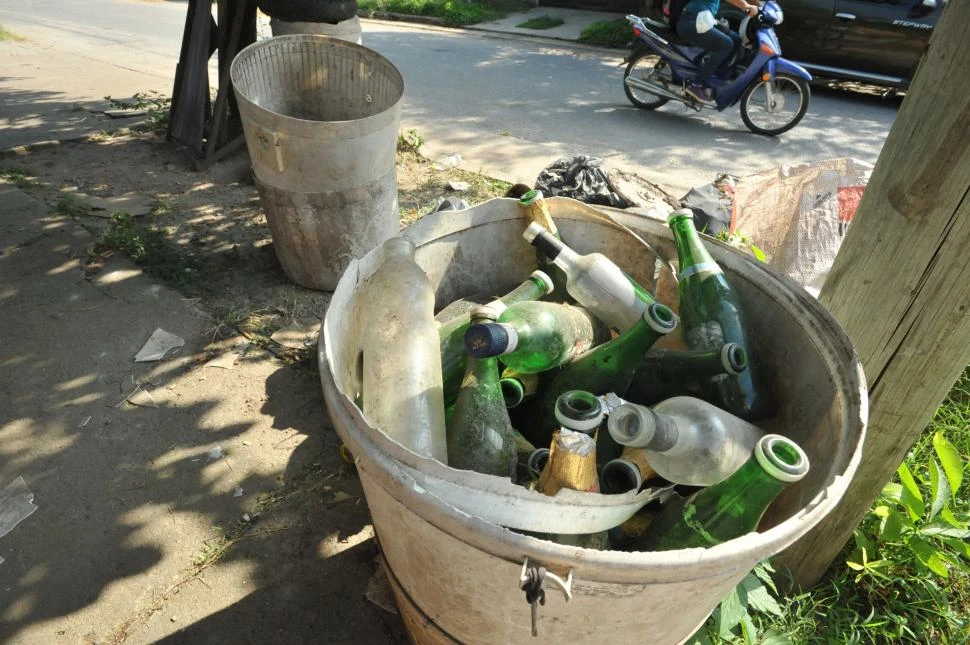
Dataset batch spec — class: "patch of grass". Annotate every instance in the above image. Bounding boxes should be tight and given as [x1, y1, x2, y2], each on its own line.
[0, 25, 24, 41]
[695, 365, 970, 644]
[96, 211, 203, 291]
[358, 0, 533, 26]
[516, 15, 564, 30]
[396, 149, 510, 225]
[1, 166, 41, 190]
[578, 18, 632, 48]
[53, 194, 91, 218]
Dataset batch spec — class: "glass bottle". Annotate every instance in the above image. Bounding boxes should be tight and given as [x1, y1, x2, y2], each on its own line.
[667, 209, 773, 420]
[524, 221, 648, 331]
[607, 395, 765, 486]
[526, 303, 678, 444]
[626, 342, 747, 405]
[439, 270, 553, 403]
[500, 369, 540, 409]
[465, 301, 610, 374]
[360, 236, 448, 463]
[631, 434, 809, 551]
[446, 305, 518, 478]
[518, 190, 571, 302]
[600, 447, 658, 494]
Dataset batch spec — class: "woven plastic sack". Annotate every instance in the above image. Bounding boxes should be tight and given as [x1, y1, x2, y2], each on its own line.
[730, 158, 873, 295]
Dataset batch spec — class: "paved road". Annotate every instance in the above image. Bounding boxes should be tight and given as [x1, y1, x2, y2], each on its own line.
[0, 1, 901, 194]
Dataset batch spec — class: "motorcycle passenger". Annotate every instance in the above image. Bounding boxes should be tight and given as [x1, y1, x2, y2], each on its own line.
[676, 0, 760, 102]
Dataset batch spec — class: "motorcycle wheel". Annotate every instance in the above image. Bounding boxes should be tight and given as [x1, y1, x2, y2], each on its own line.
[739, 73, 811, 136]
[623, 54, 672, 110]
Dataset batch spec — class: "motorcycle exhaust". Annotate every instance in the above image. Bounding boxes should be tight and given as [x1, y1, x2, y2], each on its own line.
[624, 76, 688, 104]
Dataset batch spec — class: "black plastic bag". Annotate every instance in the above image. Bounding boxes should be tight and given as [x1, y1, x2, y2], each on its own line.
[534, 155, 636, 209]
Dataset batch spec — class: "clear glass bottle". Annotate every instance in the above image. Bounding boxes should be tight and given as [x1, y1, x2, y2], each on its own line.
[524, 221, 647, 331]
[465, 301, 610, 373]
[667, 209, 773, 420]
[518, 190, 571, 303]
[360, 236, 448, 463]
[631, 434, 809, 551]
[607, 396, 766, 486]
[439, 270, 553, 403]
[626, 342, 747, 405]
[446, 305, 518, 478]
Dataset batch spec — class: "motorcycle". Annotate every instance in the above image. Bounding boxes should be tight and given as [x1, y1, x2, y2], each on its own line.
[622, 2, 811, 135]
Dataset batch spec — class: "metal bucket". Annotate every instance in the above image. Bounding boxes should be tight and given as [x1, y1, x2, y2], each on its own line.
[269, 16, 363, 45]
[230, 35, 403, 291]
[318, 197, 868, 644]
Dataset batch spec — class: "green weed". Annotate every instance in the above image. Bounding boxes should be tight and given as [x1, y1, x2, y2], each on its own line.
[358, 0, 532, 26]
[1, 167, 41, 189]
[0, 25, 24, 41]
[516, 15, 564, 29]
[97, 211, 203, 290]
[53, 194, 91, 218]
[577, 19, 630, 48]
[105, 91, 171, 132]
[397, 128, 425, 153]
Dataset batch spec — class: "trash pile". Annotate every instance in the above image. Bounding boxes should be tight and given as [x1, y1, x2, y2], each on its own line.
[354, 190, 810, 553]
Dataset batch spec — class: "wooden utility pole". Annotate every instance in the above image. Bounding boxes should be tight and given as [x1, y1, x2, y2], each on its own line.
[780, 2, 970, 587]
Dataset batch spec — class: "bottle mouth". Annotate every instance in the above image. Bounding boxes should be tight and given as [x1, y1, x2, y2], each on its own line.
[722, 343, 748, 375]
[522, 221, 545, 244]
[607, 405, 641, 443]
[500, 377, 525, 408]
[755, 434, 810, 483]
[467, 303, 501, 323]
[519, 189, 544, 206]
[529, 269, 555, 296]
[666, 208, 694, 226]
[554, 390, 603, 433]
[643, 303, 678, 334]
[527, 448, 550, 479]
[601, 459, 642, 495]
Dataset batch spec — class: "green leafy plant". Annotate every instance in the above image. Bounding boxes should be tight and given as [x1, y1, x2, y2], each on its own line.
[1, 166, 41, 189]
[715, 228, 766, 262]
[105, 91, 171, 131]
[0, 25, 24, 41]
[397, 128, 425, 152]
[516, 15, 564, 30]
[53, 194, 91, 218]
[577, 18, 630, 48]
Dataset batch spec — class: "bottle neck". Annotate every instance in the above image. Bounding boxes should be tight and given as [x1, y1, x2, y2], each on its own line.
[500, 271, 553, 306]
[668, 215, 722, 281]
[531, 228, 577, 267]
[647, 343, 747, 379]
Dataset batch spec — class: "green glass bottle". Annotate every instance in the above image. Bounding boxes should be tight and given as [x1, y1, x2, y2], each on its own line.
[525, 303, 677, 445]
[631, 434, 809, 551]
[626, 343, 747, 405]
[667, 209, 773, 420]
[439, 270, 553, 403]
[446, 305, 518, 479]
[500, 369, 540, 409]
[464, 301, 610, 374]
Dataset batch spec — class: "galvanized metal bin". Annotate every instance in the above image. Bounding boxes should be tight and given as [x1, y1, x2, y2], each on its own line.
[318, 197, 868, 644]
[231, 35, 402, 291]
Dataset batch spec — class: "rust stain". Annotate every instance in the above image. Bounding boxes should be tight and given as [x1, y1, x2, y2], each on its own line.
[888, 99, 970, 218]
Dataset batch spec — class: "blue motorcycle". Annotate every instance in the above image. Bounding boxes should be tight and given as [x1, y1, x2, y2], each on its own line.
[622, 2, 811, 135]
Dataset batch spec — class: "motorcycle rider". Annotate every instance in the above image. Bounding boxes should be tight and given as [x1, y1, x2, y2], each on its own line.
[676, 0, 760, 102]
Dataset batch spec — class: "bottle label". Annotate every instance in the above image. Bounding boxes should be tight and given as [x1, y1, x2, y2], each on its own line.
[678, 262, 723, 281]
[685, 320, 724, 350]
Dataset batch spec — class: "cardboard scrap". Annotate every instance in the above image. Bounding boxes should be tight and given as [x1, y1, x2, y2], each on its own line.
[365, 562, 398, 614]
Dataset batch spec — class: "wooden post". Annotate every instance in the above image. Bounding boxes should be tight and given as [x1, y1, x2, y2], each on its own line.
[780, 3, 970, 587]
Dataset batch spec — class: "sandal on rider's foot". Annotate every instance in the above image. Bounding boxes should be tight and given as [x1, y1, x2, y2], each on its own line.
[685, 82, 713, 103]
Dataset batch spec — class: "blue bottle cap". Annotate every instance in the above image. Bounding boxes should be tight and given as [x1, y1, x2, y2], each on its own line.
[464, 323, 518, 358]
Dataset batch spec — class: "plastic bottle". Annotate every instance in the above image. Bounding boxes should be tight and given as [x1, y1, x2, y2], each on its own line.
[465, 301, 610, 373]
[446, 305, 518, 478]
[667, 209, 773, 420]
[360, 236, 448, 463]
[626, 343, 748, 405]
[630, 434, 810, 551]
[439, 270, 553, 403]
[524, 221, 647, 331]
[607, 396, 765, 486]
